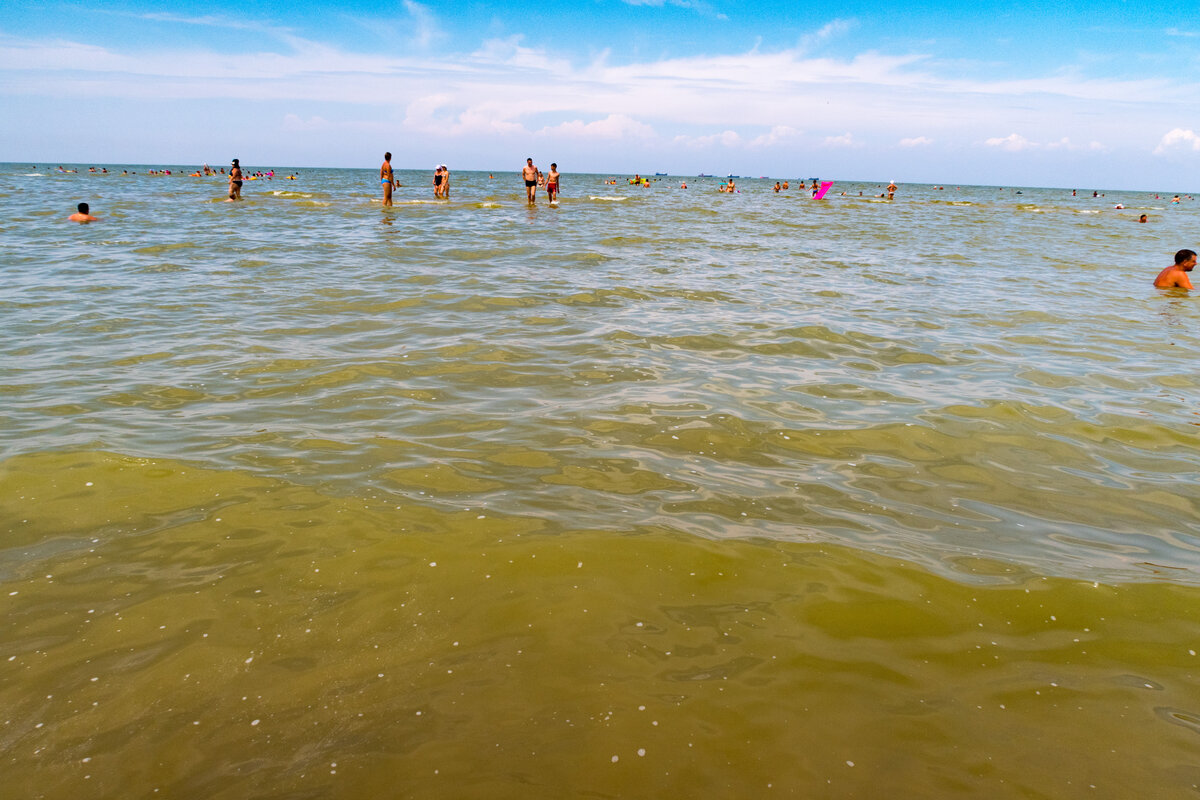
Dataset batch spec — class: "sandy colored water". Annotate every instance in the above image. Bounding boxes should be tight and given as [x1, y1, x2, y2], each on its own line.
[1, 165, 1198, 797]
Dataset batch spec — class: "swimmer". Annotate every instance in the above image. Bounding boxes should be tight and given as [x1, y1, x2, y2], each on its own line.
[546, 163, 560, 202]
[522, 158, 539, 203]
[887, 180, 897, 201]
[433, 165, 444, 199]
[68, 202, 99, 223]
[774, 181, 781, 193]
[380, 153, 394, 206]
[1139, 214, 1148, 223]
[1153, 249, 1196, 290]
[782, 180, 789, 190]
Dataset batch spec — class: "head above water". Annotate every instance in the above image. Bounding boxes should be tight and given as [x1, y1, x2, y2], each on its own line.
[77, 202, 89, 214]
[1175, 249, 1196, 268]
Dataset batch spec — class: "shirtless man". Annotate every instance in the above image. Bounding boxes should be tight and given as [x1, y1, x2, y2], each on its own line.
[522, 158, 539, 204]
[380, 153, 395, 206]
[68, 202, 99, 223]
[1153, 249, 1195, 290]
[546, 163, 560, 202]
[229, 159, 243, 200]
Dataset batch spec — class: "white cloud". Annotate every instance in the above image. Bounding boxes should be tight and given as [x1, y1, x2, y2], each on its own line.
[749, 126, 800, 148]
[537, 114, 656, 139]
[1044, 137, 1107, 152]
[898, 136, 933, 147]
[985, 133, 1036, 151]
[799, 19, 857, 52]
[672, 130, 743, 149]
[824, 132, 857, 147]
[403, 1, 443, 49]
[1154, 128, 1200, 155]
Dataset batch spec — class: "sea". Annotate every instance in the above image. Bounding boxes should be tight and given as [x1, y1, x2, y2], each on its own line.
[2, 163, 1198, 799]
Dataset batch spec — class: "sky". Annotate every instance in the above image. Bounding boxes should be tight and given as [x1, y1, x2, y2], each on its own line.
[2, 0, 1200, 188]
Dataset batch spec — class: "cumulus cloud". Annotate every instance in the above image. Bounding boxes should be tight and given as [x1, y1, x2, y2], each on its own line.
[898, 136, 933, 147]
[823, 132, 857, 147]
[984, 133, 1036, 151]
[1045, 137, 1107, 152]
[537, 114, 656, 139]
[1154, 128, 1200, 155]
[673, 130, 743, 148]
[749, 125, 800, 148]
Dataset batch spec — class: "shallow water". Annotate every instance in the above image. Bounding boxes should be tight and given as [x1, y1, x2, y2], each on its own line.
[2, 165, 1199, 798]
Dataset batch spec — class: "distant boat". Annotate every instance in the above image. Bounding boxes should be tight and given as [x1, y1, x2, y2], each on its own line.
[698, 173, 710, 177]
[654, 172, 668, 176]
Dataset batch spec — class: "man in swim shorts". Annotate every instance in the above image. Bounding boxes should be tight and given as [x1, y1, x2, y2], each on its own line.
[1153, 249, 1195, 289]
[523, 158, 539, 204]
[68, 202, 99, 223]
[546, 163, 560, 202]
[380, 153, 395, 206]
[229, 159, 243, 200]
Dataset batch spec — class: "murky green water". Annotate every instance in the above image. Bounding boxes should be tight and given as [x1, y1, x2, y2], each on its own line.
[2, 165, 1199, 797]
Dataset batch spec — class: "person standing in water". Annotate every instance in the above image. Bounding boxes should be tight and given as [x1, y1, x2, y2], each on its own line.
[380, 153, 395, 207]
[522, 158, 539, 204]
[229, 159, 243, 201]
[1153, 249, 1195, 289]
[546, 163, 560, 203]
[887, 180, 897, 200]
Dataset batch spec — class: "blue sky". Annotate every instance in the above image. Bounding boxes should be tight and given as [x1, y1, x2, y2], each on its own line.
[2, 0, 1199, 188]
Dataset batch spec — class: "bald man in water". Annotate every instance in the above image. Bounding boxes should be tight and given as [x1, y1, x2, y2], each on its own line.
[1154, 249, 1195, 290]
